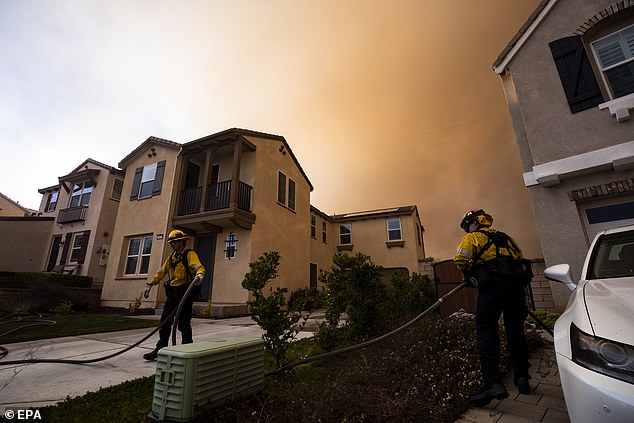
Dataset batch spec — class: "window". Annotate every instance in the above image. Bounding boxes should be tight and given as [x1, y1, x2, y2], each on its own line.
[311, 215, 316, 238]
[70, 233, 86, 262]
[277, 171, 296, 211]
[387, 218, 402, 241]
[111, 179, 123, 201]
[581, 199, 634, 241]
[339, 223, 351, 245]
[277, 171, 286, 205]
[69, 181, 93, 208]
[124, 235, 153, 275]
[130, 160, 166, 200]
[592, 24, 634, 99]
[46, 192, 59, 212]
[224, 232, 237, 259]
[322, 221, 327, 244]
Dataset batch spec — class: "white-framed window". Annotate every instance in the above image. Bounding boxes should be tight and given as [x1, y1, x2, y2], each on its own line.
[111, 179, 124, 201]
[70, 181, 93, 208]
[46, 191, 59, 212]
[387, 218, 402, 241]
[311, 215, 316, 238]
[70, 232, 87, 262]
[592, 24, 634, 99]
[277, 171, 296, 211]
[322, 221, 327, 244]
[130, 160, 165, 201]
[339, 223, 351, 245]
[124, 235, 153, 275]
[139, 163, 158, 199]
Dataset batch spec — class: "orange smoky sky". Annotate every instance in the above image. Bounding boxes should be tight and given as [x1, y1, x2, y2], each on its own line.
[0, 0, 543, 260]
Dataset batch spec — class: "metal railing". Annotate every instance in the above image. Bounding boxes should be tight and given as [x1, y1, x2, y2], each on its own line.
[178, 180, 252, 216]
[57, 206, 88, 224]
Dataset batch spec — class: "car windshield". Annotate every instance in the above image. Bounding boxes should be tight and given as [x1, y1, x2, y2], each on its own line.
[588, 229, 634, 279]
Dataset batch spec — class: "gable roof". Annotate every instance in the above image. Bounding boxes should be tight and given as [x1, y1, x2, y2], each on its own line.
[492, 0, 556, 74]
[0, 192, 36, 216]
[118, 136, 181, 169]
[186, 128, 314, 191]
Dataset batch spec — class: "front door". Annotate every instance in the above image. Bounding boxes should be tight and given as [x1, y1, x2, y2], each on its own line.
[46, 235, 63, 271]
[196, 235, 216, 301]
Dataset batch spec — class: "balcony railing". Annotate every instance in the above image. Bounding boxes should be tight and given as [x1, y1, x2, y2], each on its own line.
[178, 180, 252, 216]
[57, 206, 88, 224]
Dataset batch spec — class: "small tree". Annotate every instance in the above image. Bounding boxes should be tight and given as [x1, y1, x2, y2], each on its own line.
[241, 251, 307, 368]
[319, 253, 387, 341]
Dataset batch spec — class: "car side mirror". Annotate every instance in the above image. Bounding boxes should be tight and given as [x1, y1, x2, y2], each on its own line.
[544, 264, 577, 292]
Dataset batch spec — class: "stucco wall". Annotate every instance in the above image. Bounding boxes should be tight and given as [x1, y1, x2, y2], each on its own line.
[0, 217, 54, 272]
[100, 142, 179, 308]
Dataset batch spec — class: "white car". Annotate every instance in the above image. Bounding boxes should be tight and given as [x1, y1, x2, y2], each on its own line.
[545, 224, 634, 423]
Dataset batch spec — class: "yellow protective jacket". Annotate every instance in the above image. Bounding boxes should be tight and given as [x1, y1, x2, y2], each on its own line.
[149, 249, 205, 287]
[453, 228, 523, 272]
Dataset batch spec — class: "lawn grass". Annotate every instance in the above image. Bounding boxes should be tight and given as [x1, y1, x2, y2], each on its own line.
[0, 313, 159, 344]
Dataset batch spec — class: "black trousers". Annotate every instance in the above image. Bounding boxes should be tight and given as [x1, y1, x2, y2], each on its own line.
[475, 273, 530, 385]
[155, 283, 195, 349]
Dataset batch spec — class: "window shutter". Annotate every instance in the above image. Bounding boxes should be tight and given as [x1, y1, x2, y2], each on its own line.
[277, 172, 286, 205]
[549, 36, 604, 113]
[130, 167, 143, 200]
[60, 233, 73, 265]
[288, 179, 296, 210]
[77, 230, 91, 264]
[152, 160, 166, 196]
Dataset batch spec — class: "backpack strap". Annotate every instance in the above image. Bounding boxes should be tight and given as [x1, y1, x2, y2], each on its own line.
[180, 249, 194, 281]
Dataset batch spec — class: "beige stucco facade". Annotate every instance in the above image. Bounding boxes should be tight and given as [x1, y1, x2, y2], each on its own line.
[494, 0, 634, 310]
[33, 159, 124, 287]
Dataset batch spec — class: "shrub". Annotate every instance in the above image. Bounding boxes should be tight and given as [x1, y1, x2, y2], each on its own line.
[0, 271, 92, 288]
[242, 251, 308, 368]
[288, 287, 326, 311]
[15, 283, 89, 314]
[319, 253, 387, 341]
[387, 271, 436, 324]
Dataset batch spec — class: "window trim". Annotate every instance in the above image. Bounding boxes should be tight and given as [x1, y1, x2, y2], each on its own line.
[386, 217, 402, 241]
[130, 160, 166, 201]
[123, 235, 153, 276]
[69, 181, 93, 208]
[111, 179, 124, 201]
[591, 23, 634, 100]
[339, 223, 352, 245]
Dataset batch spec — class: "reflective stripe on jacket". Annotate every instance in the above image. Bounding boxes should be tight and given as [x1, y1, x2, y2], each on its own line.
[149, 250, 205, 287]
[453, 228, 523, 272]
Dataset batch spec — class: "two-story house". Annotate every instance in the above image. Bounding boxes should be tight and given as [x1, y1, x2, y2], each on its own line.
[38, 159, 124, 287]
[99, 128, 426, 316]
[493, 0, 634, 310]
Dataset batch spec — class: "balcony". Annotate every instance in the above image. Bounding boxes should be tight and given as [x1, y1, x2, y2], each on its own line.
[57, 206, 88, 224]
[174, 180, 255, 231]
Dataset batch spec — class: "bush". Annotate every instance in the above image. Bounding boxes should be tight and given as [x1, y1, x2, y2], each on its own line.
[288, 287, 326, 311]
[0, 271, 92, 288]
[320, 253, 388, 341]
[12, 283, 89, 314]
[242, 252, 308, 368]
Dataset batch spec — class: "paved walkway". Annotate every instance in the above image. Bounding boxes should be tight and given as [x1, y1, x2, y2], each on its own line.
[455, 341, 570, 423]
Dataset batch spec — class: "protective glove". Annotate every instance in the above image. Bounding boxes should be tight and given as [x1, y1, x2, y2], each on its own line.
[465, 276, 478, 288]
[193, 273, 204, 286]
[143, 284, 152, 299]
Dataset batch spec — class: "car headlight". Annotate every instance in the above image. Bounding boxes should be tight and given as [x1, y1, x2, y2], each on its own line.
[571, 323, 634, 385]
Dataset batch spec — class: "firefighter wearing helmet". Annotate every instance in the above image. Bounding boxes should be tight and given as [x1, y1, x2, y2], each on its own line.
[143, 229, 205, 361]
[453, 209, 531, 406]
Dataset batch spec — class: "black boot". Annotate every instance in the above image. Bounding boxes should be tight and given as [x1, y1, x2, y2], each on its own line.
[470, 382, 509, 406]
[143, 349, 159, 361]
[515, 375, 531, 395]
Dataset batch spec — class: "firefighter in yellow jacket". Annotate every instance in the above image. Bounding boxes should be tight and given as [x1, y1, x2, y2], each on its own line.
[143, 229, 205, 361]
[454, 209, 530, 406]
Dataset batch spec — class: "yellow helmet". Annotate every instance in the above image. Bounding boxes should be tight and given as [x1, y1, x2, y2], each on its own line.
[167, 229, 190, 243]
[460, 209, 493, 232]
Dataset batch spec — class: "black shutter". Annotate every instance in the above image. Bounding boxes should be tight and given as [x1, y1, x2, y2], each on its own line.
[152, 160, 166, 196]
[77, 230, 91, 264]
[130, 167, 143, 200]
[549, 36, 604, 113]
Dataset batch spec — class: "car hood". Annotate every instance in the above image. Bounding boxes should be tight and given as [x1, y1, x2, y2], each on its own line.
[584, 278, 634, 345]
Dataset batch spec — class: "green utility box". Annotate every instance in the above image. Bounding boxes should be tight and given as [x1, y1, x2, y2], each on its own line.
[149, 337, 265, 422]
